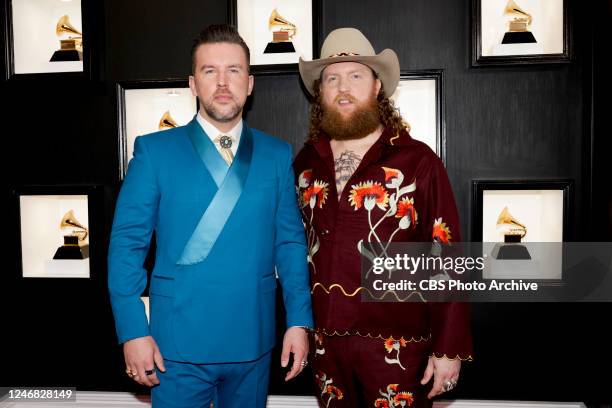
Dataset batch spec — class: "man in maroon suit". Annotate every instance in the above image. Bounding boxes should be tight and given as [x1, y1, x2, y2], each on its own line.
[295, 28, 473, 407]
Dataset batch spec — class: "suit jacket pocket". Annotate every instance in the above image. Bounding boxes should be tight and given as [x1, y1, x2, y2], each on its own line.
[260, 274, 278, 292]
[150, 275, 175, 297]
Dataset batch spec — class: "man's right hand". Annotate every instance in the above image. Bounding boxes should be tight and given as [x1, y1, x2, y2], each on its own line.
[123, 335, 166, 387]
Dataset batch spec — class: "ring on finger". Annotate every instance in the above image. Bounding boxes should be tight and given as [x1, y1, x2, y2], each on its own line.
[300, 360, 308, 368]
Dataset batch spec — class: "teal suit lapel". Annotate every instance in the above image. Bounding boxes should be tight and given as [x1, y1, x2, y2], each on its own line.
[186, 118, 229, 187]
[177, 118, 254, 265]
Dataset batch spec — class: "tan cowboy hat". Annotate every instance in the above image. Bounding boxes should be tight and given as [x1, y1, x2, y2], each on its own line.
[299, 27, 400, 97]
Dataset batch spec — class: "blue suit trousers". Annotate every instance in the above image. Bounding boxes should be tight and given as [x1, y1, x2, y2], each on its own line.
[151, 351, 272, 408]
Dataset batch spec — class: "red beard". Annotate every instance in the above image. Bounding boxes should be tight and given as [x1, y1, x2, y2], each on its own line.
[320, 92, 380, 141]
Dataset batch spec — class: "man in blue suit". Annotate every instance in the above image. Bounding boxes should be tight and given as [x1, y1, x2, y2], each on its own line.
[108, 24, 313, 407]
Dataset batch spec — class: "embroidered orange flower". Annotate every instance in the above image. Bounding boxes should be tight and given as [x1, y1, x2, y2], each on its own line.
[432, 217, 452, 243]
[326, 385, 344, 400]
[303, 180, 329, 209]
[382, 167, 399, 182]
[387, 384, 399, 393]
[394, 392, 414, 406]
[382, 167, 404, 189]
[384, 337, 395, 352]
[396, 197, 418, 223]
[375, 398, 390, 408]
[349, 181, 389, 211]
[298, 169, 313, 188]
[384, 336, 408, 352]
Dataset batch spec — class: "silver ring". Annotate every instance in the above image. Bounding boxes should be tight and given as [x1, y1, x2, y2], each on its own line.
[300, 360, 308, 368]
[443, 380, 456, 392]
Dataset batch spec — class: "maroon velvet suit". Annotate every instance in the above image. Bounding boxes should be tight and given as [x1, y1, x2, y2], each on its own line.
[294, 129, 472, 407]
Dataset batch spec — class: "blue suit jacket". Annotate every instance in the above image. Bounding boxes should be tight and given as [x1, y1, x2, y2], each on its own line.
[108, 119, 313, 364]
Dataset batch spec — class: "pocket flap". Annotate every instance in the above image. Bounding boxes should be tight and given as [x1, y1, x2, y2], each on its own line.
[150, 275, 175, 297]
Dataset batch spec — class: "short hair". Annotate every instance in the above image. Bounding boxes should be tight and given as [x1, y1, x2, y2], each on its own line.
[191, 24, 250, 73]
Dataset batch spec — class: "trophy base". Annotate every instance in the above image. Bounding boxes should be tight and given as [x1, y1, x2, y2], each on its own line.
[491, 42, 543, 56]
[263, 41, 296, 54]
[491, 243, 531, 260]
[50, 49, 83, 62]
[43, 259, 89, 278]
[502, 31, 537, 44]
[483, 242, 562, 282]
[53, 244, 89, 259]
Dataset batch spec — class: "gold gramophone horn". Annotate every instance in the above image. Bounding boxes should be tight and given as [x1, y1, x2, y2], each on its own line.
[496, 206, 527, 238]
[159, 111, 178, 130]
[55, 15, 83, 53]
[268, 9, 297, 39]
[504, 0, 532, 27]
[56, 15, 82, 38]
[60, 210, 88, 241]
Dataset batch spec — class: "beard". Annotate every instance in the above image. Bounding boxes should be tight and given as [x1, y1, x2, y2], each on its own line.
[202, 94, 242, 123]
[320, 91, 380, 141]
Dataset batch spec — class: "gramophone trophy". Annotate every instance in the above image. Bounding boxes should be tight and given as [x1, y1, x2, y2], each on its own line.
[52, 210, 89, 259]
[49, 15, 83, 62]
[491, 206, 531, 260]
[158, 111, 178, 130]
[501, 0, 536, 44]
[263, 9, 297, 54]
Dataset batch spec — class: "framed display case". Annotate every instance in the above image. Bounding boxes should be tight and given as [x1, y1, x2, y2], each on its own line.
[472, 179, 572, 282]
[116, 79, 197, 178]
[471, 0, 570, 66]
[4, 0, 95, 79]
[13, 184, 102, 279]
[390, 70, 445, 163]
[472, 179, 572, 242]
[229, 0, 320, 74]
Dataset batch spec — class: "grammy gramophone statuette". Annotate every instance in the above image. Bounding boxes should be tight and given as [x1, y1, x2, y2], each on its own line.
[491, 206, 531, 260]
[501, 0, 537, 44]
[263, 9, 297, 54]
[159, 110, 178, 130]
[52, 210, 89, 260]
[49, 15, 83, 62]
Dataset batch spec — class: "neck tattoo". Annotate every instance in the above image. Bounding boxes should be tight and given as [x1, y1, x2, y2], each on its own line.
[334, 150, 362, 199]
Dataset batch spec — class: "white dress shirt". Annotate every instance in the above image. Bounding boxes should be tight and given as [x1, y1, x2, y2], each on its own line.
[196, 113, 242, 157]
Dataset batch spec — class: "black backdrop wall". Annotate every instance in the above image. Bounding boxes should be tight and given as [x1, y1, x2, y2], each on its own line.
[2, 0, 611, 405]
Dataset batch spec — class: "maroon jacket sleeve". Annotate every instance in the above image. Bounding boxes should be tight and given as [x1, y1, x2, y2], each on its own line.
[416, 151, 473, 361]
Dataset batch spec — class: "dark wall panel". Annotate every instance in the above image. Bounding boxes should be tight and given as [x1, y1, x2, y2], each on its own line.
[104, 1, 228, 80]
[245, 73, 310, 153]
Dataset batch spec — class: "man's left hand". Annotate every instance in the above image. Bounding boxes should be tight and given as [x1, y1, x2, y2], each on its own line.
[280, 326, 309, 381]
[420, 356, 461, 399]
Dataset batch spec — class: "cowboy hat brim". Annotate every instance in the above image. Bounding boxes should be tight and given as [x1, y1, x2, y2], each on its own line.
[299, 48, 400, 97]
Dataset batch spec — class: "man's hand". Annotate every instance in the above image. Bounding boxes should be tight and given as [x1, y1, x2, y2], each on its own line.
[123, 335, 166, 387]
[280, 326, 309, 381]
[420, 356, 461, 399]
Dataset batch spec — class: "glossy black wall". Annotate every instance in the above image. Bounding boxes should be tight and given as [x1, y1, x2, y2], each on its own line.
[1, 0, 610, 404]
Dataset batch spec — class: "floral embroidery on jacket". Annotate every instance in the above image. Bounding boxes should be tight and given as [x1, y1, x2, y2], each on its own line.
[432, 217, 451, 244]
[349, 167, 417, 277]
[314, 331, 326, 356]
[349, 181, 389, 211]
[297, 169, 329, 273]
[383, 336, 408, 370]
[375, 383, 414, 407]
[316, 371, 344, 407]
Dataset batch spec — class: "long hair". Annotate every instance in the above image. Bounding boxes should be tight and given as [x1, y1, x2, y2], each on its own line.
[307, 79, 408, 142]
